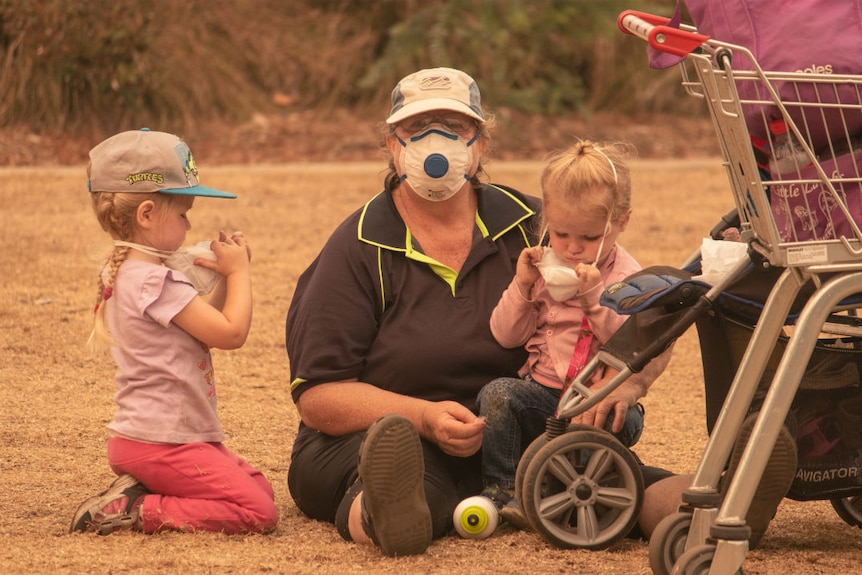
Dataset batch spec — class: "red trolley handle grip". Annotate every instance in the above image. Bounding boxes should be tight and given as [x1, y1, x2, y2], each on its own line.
[617, 10, 709, 57]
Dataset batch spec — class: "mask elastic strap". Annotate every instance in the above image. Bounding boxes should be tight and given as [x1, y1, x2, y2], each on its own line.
[592, 146, 618, 186]
[113, 240, 172, 259]
[591, 219, 612, 268]
[409, 128, 459, 143]
[589, 146, 617, 267]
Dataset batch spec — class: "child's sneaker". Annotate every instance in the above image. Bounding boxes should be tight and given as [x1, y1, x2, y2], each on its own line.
[499, 498, 532, 531]
[480, 485, 532, 531]
[479, 484, 514, 510]
[69, 474, 149, 535]
[358, 414, 432, 557]
[723, 411, 797, 548]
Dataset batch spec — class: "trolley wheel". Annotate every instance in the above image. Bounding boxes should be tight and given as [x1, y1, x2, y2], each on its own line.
[831, 496, 862, 528]
[648, 511, 692, 575]
[520, 428, 644, 550]
[672, 544, 715, 575]
[673, 543, 744, 575]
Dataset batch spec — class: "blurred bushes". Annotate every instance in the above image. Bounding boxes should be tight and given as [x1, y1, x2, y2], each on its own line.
[0, 0, 695, 138]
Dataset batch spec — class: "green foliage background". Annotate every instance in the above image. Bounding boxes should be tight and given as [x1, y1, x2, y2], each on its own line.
[0, 0, 692, 138]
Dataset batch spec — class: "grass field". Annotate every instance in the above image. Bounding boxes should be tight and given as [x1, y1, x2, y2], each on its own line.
[1, 159, 859, 574]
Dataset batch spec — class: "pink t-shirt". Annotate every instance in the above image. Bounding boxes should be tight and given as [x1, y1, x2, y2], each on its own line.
[106, 259, 225, 444]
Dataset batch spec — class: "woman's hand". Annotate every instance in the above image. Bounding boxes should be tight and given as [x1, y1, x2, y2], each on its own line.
[572, 376, 645, 432]
[420, 400, 486, 457]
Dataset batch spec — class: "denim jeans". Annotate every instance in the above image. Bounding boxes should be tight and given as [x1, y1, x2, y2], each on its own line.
[476, 376, 644, 490]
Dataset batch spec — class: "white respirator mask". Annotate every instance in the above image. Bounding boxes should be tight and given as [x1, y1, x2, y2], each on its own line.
[535, 221, 610, 302]
[535, 249, 581, 302]
[398, 127, 476, 201]
[114, 240, 222, 295]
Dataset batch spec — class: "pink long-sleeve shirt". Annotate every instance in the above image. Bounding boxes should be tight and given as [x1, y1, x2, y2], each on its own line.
[490, 244, 642, 390]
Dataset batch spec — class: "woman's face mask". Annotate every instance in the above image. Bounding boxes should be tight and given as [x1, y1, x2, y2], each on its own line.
[114, 240, 222, 295]
[397, 127, 476, 201]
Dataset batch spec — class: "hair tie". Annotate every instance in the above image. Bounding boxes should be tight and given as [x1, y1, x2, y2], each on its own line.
[94, 286, 113, 314]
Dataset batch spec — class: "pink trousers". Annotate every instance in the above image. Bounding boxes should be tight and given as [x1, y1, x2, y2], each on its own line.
[107, 437, 278, 534]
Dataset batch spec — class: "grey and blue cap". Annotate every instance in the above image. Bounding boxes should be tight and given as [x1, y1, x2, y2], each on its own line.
[386, 67, 485, 125]
[87, 128, 236, 199]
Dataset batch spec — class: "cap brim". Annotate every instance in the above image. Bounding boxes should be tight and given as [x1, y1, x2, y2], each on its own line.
[160, 185, 237, 199]
[386, 98, 485, 125]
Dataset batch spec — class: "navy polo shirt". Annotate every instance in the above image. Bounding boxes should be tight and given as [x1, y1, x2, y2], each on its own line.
[286, 181, 540, 443]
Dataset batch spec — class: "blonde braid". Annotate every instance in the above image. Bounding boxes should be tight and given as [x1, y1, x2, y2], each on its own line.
[88, 245, 131, 351]
[86, 187, 157, 352]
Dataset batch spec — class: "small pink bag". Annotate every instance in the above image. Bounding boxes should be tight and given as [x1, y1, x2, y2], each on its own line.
[769, 150, 862, 241]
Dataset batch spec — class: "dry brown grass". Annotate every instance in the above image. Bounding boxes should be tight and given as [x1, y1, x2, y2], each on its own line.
[2, 159, 859, 574]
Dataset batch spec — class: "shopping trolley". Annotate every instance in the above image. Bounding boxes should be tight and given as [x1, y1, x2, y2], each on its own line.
[613, 9, 862, 575]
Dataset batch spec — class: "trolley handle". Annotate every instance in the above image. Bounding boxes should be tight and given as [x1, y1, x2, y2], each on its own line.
[617, 10, 709, 57]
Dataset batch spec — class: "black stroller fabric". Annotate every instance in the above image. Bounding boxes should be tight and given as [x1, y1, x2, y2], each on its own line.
[700, 306, 862, 500]
[602, 262, 862, 501]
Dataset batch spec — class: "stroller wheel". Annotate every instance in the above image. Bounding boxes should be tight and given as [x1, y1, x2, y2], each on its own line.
[514, 432, 550, 515]
[515, 423, 592, 510]
[831, 496, 862, 528]
[520, 428, 644, 549]
[648, 511, 692, 575]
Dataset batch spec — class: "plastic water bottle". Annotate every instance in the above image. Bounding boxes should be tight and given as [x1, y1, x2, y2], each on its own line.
[768, 118, 811, 175]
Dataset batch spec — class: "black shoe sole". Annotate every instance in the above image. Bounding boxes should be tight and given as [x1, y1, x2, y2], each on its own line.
[358, 414, 432, 556]
[725, 412, 798, 548]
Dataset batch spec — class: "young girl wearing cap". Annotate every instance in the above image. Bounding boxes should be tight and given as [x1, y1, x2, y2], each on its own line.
[70, 129, 277, 536]
[476, 140, 673, 531]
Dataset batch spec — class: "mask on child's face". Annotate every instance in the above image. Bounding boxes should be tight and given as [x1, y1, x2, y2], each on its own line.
[535, 249, 580, 302]
[398, 127, 475, 201]
[163, 241, 222, 295]
[114, 240, 222, 295]
[536, 217, 613, 302]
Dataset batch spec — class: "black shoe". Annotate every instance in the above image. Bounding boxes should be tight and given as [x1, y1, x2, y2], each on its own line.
[724, 412, 797, 548]
[358, 414, 432, 556]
